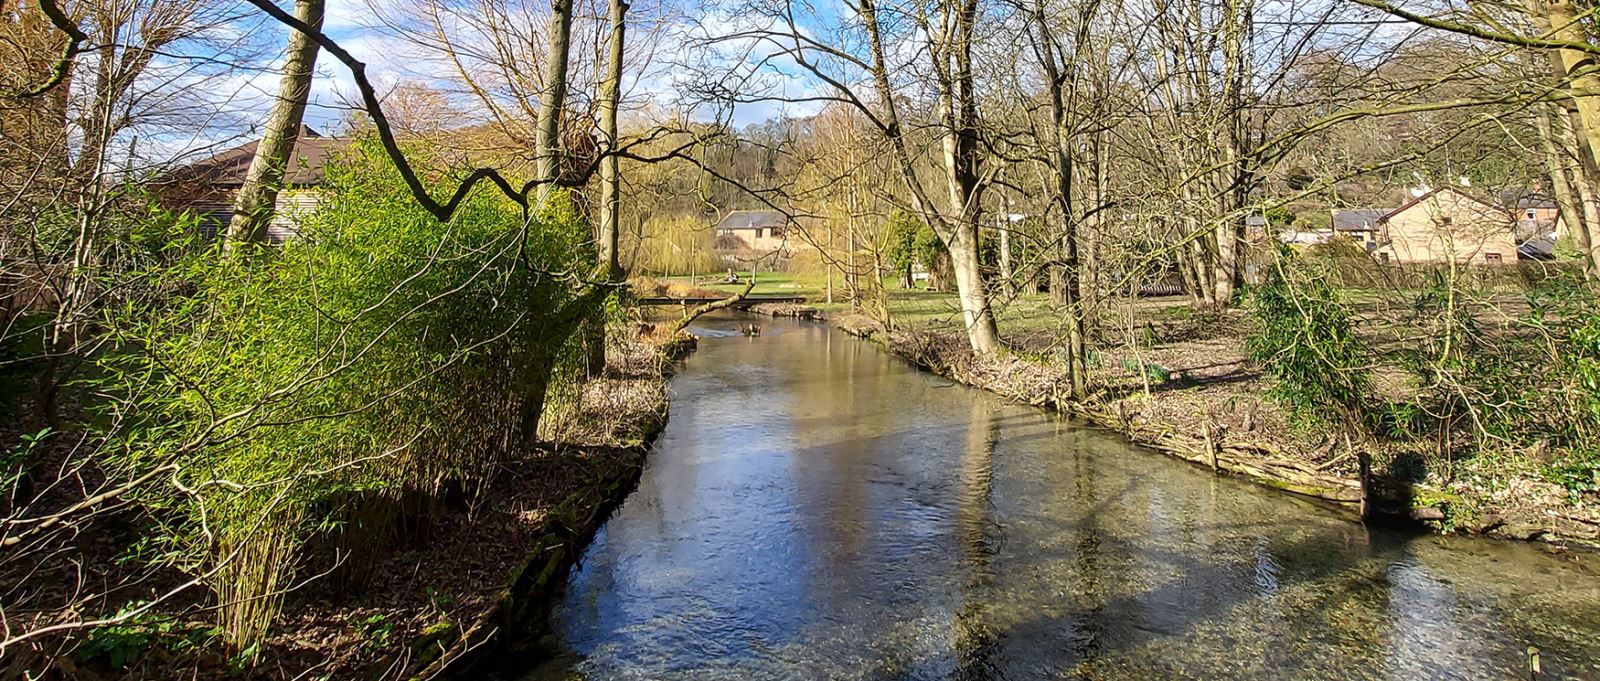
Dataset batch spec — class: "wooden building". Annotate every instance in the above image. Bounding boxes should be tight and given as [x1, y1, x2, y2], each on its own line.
[157, 127, 348, 243]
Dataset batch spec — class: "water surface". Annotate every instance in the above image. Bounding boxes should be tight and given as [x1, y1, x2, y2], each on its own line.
[521, 314, 1600, 679]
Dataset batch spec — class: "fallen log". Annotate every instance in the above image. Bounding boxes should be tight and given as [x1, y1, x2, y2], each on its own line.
[664, 279, 756, 337]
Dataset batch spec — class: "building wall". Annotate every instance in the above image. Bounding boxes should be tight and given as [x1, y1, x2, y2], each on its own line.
[265, 188, 321, 243]
[1280, 229, 1334, 246]
[715, 227, 789, 252]
[1341, 228, 1379, 250]
[165, 185, 321, 242]
[1522, 206, 1559, 224]
[1378, 191, 1518, 265]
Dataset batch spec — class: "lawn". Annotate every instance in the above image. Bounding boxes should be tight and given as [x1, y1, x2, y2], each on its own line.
[656, 271, 1200, 340]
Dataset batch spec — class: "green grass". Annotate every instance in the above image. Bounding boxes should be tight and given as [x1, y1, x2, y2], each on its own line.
[660, 271, 1195, 340]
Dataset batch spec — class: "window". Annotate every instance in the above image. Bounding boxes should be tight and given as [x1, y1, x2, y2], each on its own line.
[1440, 216, 1454, 226]
[1527, 209, 1538, 220]
[1485, 253, 1503, 264]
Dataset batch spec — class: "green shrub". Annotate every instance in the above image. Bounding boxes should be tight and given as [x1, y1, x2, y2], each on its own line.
[94, 138, 602, 647]
[1397, 273, 1543, 447]
[1532, 277, 1600, 495]
[1301, 236, 1369, 262]
[76, 602, 218, 669]
[1387, 271, 1600, 494]
[1544, 449, 1600, 496]
[1246, 249, 1371, 430]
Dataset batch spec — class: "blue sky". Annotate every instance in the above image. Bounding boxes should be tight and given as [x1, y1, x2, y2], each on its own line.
[195, 0, 836, 149]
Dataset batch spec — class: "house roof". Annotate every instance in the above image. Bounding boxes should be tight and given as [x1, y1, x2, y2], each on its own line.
[715, 209, 790, 231]
[163, 127, 349, 188]
[1329, 208, 1393, 231]
[1495, 189, 1557, 211]
[1378, 186, 1504, 224]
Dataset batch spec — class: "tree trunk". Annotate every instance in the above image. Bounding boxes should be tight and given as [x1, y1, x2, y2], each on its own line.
[598, 0, 625, 278]
[1563, 109, 1600, 275]
[1211, 217, 1238, 305]
[1030, 0, 1084, 395]
[1537, 0, 1600, 274]
[1079, 132, 1105, 331]
[519, 286, 609, 446]
[535, 0, 575, 208]
[856, 0, 998, 355]
[826, 223, 835, 304]
[928, 247, 953, 291]
[1182, 209, 1218, 309]
[1536, 104, 1593, 274]
[225, 0, 323, 249]
[940, 0, 1002, 357]
[1049, 259, 1066, 305]
[1538, 0, 1600, 169]
[948, 222, 1003, 355]
[847, 180, 860, 299]
[1219, 0, 1252, 303]
[585, 0, 626, 378]
[998, 211, 1013, 297]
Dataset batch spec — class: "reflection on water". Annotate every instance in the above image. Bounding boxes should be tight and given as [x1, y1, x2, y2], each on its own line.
[520, 314, 1600, 680]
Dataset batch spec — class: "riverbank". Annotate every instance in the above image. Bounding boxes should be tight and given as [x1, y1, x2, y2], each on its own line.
[291, 332, 695, 681]
[803, 307, 1600, 549]
[35, 331, 692, 681]
[512, 306, 1600, 681]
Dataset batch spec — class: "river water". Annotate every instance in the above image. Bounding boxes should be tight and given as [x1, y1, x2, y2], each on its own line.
[521, 314, 1600, 680]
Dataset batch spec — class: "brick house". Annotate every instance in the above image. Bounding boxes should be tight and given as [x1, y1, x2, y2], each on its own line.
[1374, 187, 1519, 265]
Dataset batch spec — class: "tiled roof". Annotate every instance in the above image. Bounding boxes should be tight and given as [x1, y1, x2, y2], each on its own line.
[715, 209, 790, 230]
[163, 127, 348, 188]
[1329, 208, 1393, 231]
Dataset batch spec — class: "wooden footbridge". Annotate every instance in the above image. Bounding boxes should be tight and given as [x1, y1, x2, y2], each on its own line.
[638, 295, 807, 309]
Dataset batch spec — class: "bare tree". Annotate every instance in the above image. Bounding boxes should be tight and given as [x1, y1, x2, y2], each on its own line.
[1022, 0, 1107, 397]
[701, 0, 1005, 354]
[224, 0, 324, 248]
[599, 0, 628, 277]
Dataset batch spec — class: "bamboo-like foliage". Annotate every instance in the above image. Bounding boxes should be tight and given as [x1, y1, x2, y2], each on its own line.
[91, 140, 596, 646]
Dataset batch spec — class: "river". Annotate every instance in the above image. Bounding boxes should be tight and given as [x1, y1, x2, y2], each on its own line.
[520, 313, 1600, 679]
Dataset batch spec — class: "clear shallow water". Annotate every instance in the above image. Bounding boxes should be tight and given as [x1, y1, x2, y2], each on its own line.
[520, 314, 1600, 680]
